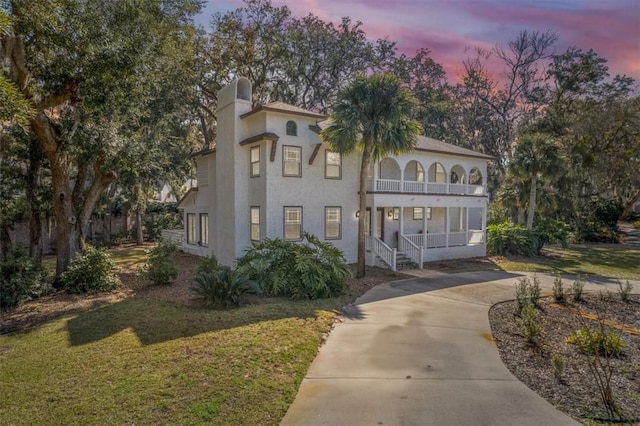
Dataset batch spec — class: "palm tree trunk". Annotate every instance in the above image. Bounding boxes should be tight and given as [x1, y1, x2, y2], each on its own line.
[357, 139, 373, 278]
[526, 175, 537, 230]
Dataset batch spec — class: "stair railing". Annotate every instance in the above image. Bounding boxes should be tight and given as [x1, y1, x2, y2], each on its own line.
[368, 236, 396, 271]
[399, 235, 423, 269]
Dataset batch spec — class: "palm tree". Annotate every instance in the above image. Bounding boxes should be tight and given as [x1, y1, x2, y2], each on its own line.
[510, 133, 563, 230]
[321, 74, 422, 278]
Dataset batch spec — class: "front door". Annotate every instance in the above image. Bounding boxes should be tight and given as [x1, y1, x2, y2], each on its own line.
[364, 208, 384, 240]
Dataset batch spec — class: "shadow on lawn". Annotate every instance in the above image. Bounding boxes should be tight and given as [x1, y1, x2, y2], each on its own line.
[66, 297, 344, 347]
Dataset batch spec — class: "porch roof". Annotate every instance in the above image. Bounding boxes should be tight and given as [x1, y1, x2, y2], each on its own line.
[415, 136, 494, 160]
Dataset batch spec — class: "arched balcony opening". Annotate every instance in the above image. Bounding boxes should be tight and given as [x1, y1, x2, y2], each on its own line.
[427, 162, 447, 193]
[450, 164, 466, 194]
[403, 160, 425, 192]
[467, 167, 485, 195]
[376, 158, 402, 191]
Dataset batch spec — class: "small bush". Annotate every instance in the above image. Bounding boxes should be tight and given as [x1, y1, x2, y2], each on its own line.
[514, 275, 541, 312]
[62, 246, 121, 294]
[236, 233, 350, 299]
[572, 275, 585, 302]
[532, 218, 570, 254]
[516, 304, 543, 344]
[144, 213, 182, 242]
[566, 328, 625, 357]
[552, 353, 565, 380]
[0, 247, 48, 309]
[487, 222, 538, 256]
[196, 255, 219, 276]
[617, 280, 633, 302]
[632, 220, 640, 230]
[192, 265, 255, 307]
[141, 241, 179, 286]
[552, 272, 565, 303]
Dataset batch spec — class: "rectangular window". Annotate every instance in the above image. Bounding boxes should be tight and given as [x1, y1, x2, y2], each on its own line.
[199, 213, 209, 246]
[284, 206, 302, 241]
[283, 146, 302, 177]
[250, 146, 260, 177]
[250, 207, 260, 241]
[413, 207, 423, 220]
[427, 207, 432, 220]
[325, 207, 342, 239]
[186, 213, 196, 244]
[325, 150, 342, 179]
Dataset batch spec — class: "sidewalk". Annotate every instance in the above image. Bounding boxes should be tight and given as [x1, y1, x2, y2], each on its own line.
[280, 271, 627, 425]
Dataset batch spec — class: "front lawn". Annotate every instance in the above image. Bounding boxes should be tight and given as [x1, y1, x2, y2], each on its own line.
[493, 244, 640, 280]
[1, 246, 405, 425]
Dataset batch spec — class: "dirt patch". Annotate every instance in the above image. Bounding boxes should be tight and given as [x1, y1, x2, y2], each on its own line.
[490, 293, 640, 423]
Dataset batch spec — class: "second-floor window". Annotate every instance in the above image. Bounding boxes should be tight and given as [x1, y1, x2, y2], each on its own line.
[250, 146, 260, 177]
[283, 146, 301, 177]
[286, 120, 297, 136]
[325, 150, 341, 179]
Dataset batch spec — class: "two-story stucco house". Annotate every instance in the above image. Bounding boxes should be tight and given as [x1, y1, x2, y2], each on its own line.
[177, 78, 492, 270]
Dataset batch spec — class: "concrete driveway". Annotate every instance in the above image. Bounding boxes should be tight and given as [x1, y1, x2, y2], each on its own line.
[281, 270, 634, 426]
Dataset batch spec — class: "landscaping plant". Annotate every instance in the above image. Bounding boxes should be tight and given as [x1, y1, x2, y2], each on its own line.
[0, 247, 48, 309]
[61, 246, 121, 294]
[192, 262, 255, 307]
[516, 304, 543, 344]
[236, 233, 350, 300]
[571, 275, 585, 302]
[141, 240, 179, 286]
[552, 272, 565, 303]
[616, 280, 633, 302]
[514, 275, 541, 312]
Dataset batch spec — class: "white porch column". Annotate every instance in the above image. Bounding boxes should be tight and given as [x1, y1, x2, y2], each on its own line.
[482, 203, 488, 241]
[465, 207, 470, 246]
[399, 206, 404, 241]
[422, 207, 428, 247]
[445, 206, 449, 247]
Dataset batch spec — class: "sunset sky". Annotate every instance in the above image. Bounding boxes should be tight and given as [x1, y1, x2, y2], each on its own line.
[199, 0, 640, 84]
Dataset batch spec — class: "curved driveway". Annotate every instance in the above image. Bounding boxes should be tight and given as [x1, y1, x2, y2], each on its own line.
[281, 270, 635, 426]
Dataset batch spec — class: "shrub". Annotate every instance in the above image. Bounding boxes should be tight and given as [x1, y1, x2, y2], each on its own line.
[571, 275, 585, 301]
[487, 222, 537, 256]
[633, 220, 640, 230]
[552, 272, 565, 303]
[144, 213, 182, 242]
[195, 255, 219, 276]
[141, 241, 179, 286]
[236, 233, 350, 299]
[514, 275, 541, 312]
[61, 246, 121, 294]
[566, 328, 625, 357]
[617, 280, 633, 302]
[0, 247, 48, 309]
[516, 304, 543, 344]
[192, 265, 255, 307]
[552, 353, 565, 380]
[532, 217, 570, 254]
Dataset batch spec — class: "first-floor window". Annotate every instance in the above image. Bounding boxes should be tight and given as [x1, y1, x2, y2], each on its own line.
[200, 213, 209, 246]
[325, 207, 342, 239]
[284, 206, 302, 241]
[250, 207, 260, 241]
[413, 207, 423, 220]
[186, 213, 196, 244]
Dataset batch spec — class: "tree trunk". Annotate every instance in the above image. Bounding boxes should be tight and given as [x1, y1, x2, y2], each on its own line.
[517, 208, 525, 225]
[27, 138, 43, 262]
[0, 224, 11, 262]
[356, 139, 373, 278]
[526, 175, 538, 230]
[135, 205, 144, 245]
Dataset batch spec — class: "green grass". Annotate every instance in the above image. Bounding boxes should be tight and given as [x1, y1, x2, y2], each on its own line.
[0, 298, 344, 425]
[493, 244, 640, 280]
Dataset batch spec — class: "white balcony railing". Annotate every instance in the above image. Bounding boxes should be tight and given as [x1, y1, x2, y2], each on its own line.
[375, 179, 485, 195]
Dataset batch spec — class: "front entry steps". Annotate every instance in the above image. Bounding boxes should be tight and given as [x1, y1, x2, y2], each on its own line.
[395, 251, 419, 270]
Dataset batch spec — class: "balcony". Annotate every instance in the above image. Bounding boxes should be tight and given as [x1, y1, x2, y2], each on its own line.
[374, 179, 485, 196]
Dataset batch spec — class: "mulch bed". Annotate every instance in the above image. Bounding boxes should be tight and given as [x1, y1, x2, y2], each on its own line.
[489, 293, 640, 424]
[0, 249, 410, 334]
